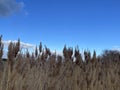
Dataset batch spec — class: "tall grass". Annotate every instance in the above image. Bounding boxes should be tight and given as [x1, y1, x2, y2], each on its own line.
[0, 36, 120, 90]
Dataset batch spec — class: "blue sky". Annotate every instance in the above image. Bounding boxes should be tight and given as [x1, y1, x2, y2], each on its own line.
[0, 0, 120, 55]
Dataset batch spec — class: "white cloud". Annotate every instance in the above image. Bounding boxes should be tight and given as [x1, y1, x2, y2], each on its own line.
[3, 40, 35, 49]
[112, 46, 120, 51]
[0, 0, 24, 16]
[2, 40, 35, 59]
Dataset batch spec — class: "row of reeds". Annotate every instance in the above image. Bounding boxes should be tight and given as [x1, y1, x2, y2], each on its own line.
[0, 35, 120, 90]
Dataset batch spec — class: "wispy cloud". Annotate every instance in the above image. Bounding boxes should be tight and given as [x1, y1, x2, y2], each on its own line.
[3, 40, 35, 49]
[0, 0, 24, 17]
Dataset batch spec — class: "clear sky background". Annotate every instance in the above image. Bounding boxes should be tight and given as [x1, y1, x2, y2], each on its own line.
[0, 0, 120, 55]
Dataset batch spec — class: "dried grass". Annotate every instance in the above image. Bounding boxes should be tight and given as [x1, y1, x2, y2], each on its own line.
[0, 39, 120, 90]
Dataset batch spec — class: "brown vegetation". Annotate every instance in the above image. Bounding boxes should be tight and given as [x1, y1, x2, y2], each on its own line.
[0, 36, 120, 90]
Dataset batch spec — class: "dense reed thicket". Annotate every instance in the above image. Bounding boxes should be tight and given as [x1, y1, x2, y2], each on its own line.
[0, 35, 120, 90]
